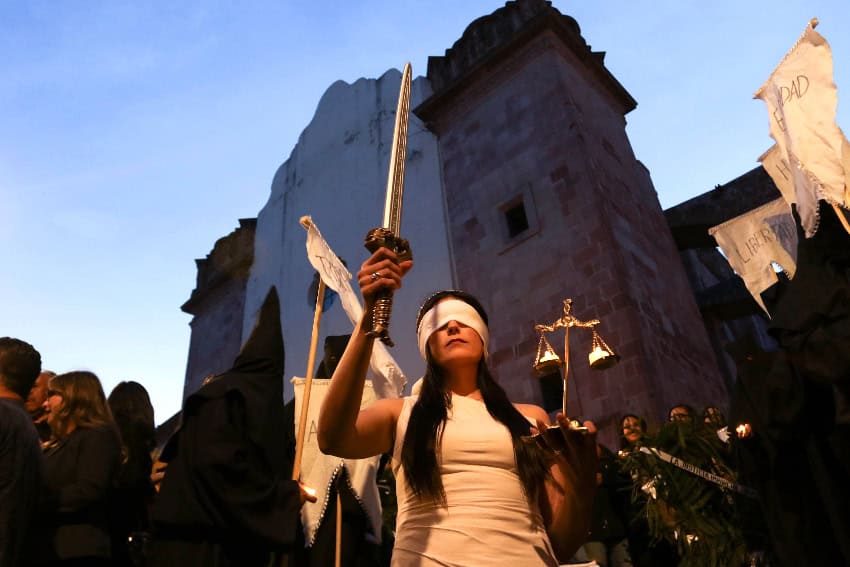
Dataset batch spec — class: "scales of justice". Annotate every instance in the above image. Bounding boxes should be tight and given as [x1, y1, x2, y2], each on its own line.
[532, 298, 619, 432]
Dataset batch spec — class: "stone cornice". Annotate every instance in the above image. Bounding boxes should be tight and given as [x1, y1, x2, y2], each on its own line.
[181, 218, 256, 314]
[665, 167, 781, 250]
[415, 0, 636, 122]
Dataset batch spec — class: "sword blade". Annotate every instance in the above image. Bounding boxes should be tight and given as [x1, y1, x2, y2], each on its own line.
[365, 63, 413, 347]
[382, 63, 411, 234]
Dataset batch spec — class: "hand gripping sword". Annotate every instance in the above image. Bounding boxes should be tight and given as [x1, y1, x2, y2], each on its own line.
[364, 63, 413, 347]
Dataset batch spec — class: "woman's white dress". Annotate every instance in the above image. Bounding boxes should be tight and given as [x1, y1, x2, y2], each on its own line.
[391, 394, 558, 566]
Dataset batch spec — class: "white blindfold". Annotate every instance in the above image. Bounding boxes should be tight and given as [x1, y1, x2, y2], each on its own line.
[417, 298, 489, 361]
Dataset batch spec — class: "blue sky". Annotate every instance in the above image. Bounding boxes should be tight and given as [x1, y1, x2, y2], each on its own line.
[2, 0, 848, 423]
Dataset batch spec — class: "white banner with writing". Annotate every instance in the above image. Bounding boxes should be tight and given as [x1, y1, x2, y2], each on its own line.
[709, 198, 798, 314]
[758, 145, 797, 206]
[293, 377, 382, 545]
[301, 216, 406, 399]
[754, 19, 847, 237]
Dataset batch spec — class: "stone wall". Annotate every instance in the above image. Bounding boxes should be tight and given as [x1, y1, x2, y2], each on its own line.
[243, 71, 453, 402]
[181, 218, 256, 396]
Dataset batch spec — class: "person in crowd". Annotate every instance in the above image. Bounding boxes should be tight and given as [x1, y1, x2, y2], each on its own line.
[616, 412, 679, 567]
[702, 406, 726, 429]
[26, 370, 55, 442]
[318, 247, 598, 565]
[108, 380, 157, 567]
[0, 337, 44, 567]
[40, 370, 123, 566]
[571, 443, 633, 567]
[151, 287, 317, 567]
[727, 331, 848, 565]
[315, 334, 352, 381]
[619, 414, 647, 453]
[666, 403, 695, 424]
[703, 405, 731, 443]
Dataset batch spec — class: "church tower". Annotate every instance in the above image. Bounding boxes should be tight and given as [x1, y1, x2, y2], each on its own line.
[415, 0, 725, 427]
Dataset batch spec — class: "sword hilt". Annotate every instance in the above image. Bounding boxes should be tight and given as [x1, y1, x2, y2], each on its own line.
[367, 291, 395, 346]
[364, 228, 412, 346]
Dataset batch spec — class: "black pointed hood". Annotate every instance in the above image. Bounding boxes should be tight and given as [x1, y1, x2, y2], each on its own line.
[164, 287, 289, 469]
[232, 286, 284, 377]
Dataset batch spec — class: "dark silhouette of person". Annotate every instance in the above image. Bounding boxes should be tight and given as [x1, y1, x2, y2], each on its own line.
[0, 337, 43, 567]
[108, 381, 157, 566]
[151, 287, 315, 566]
[25, 370, 55, 442]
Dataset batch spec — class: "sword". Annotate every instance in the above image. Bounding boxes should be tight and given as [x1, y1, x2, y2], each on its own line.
[364, 63, 413, 346]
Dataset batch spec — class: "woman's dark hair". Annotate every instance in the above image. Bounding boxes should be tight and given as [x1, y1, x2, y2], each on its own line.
[619, 413, 647, 450]
[702, 405, 727, 428]
[108, 381, 156, 459]
[402, 290, 550, 505]
[108, 381, 156, 540]
[108, 381, 155, 431]
[667, 403, 696, 422]
[0, 337, 42, 398]
[47, 371, 116, 441]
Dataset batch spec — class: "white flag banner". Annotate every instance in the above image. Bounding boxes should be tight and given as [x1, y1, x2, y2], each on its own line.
[758, 144, 797, 206]
[300, 215, 407, 399]
[709, 198, 798, 314]
[754, 19, 847, 237]
[292, 377, 382, 546]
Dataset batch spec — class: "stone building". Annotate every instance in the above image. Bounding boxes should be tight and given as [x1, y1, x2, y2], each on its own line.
[180, 0, 740, 442]
[413, 0, 725, 432]
[665, 167, 781, 395]
[181, 218, 256, 395]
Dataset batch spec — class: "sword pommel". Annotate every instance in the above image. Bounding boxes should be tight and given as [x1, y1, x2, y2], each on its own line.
[364, 228, 412, 262]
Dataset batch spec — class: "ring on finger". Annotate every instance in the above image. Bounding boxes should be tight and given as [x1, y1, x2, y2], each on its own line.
[370, 272, 381, 282]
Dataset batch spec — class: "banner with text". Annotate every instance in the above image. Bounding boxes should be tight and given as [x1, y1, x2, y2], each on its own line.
[758, 145, 796, 206]
[293, 377, 383, 546]
[709, 198, 797, 314]
[754, 19, 847, 237]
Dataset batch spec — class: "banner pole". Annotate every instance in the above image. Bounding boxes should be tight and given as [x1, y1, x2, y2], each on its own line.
[293, 279, 326, 481]
[335, 491, 342, 567]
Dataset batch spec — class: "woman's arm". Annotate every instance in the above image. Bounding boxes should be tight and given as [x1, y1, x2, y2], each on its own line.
[533, 413, 598, 562]
[317, 247, 412, 459]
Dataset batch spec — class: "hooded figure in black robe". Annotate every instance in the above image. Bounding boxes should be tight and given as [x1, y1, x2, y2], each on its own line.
[152, 287, 306, 566]
[729, 206, 850, 566]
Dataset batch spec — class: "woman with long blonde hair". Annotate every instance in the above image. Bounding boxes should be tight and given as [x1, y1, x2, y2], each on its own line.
[41, 371, 121, 566]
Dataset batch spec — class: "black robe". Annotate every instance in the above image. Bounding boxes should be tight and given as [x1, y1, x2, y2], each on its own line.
[152, 288, 302, 567]
[730, 205, 850, 566]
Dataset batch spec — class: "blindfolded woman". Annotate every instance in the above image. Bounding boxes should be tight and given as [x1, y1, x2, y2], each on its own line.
[318, 247, 598, 565]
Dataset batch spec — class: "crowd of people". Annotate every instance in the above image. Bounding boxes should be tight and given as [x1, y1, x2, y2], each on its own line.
[566, 404, 749, 567]
[1, 338, 157, 566]
[1, 288, 315, 567]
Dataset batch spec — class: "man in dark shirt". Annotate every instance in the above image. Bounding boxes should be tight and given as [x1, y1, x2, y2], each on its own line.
[0, 337, 44, 567]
